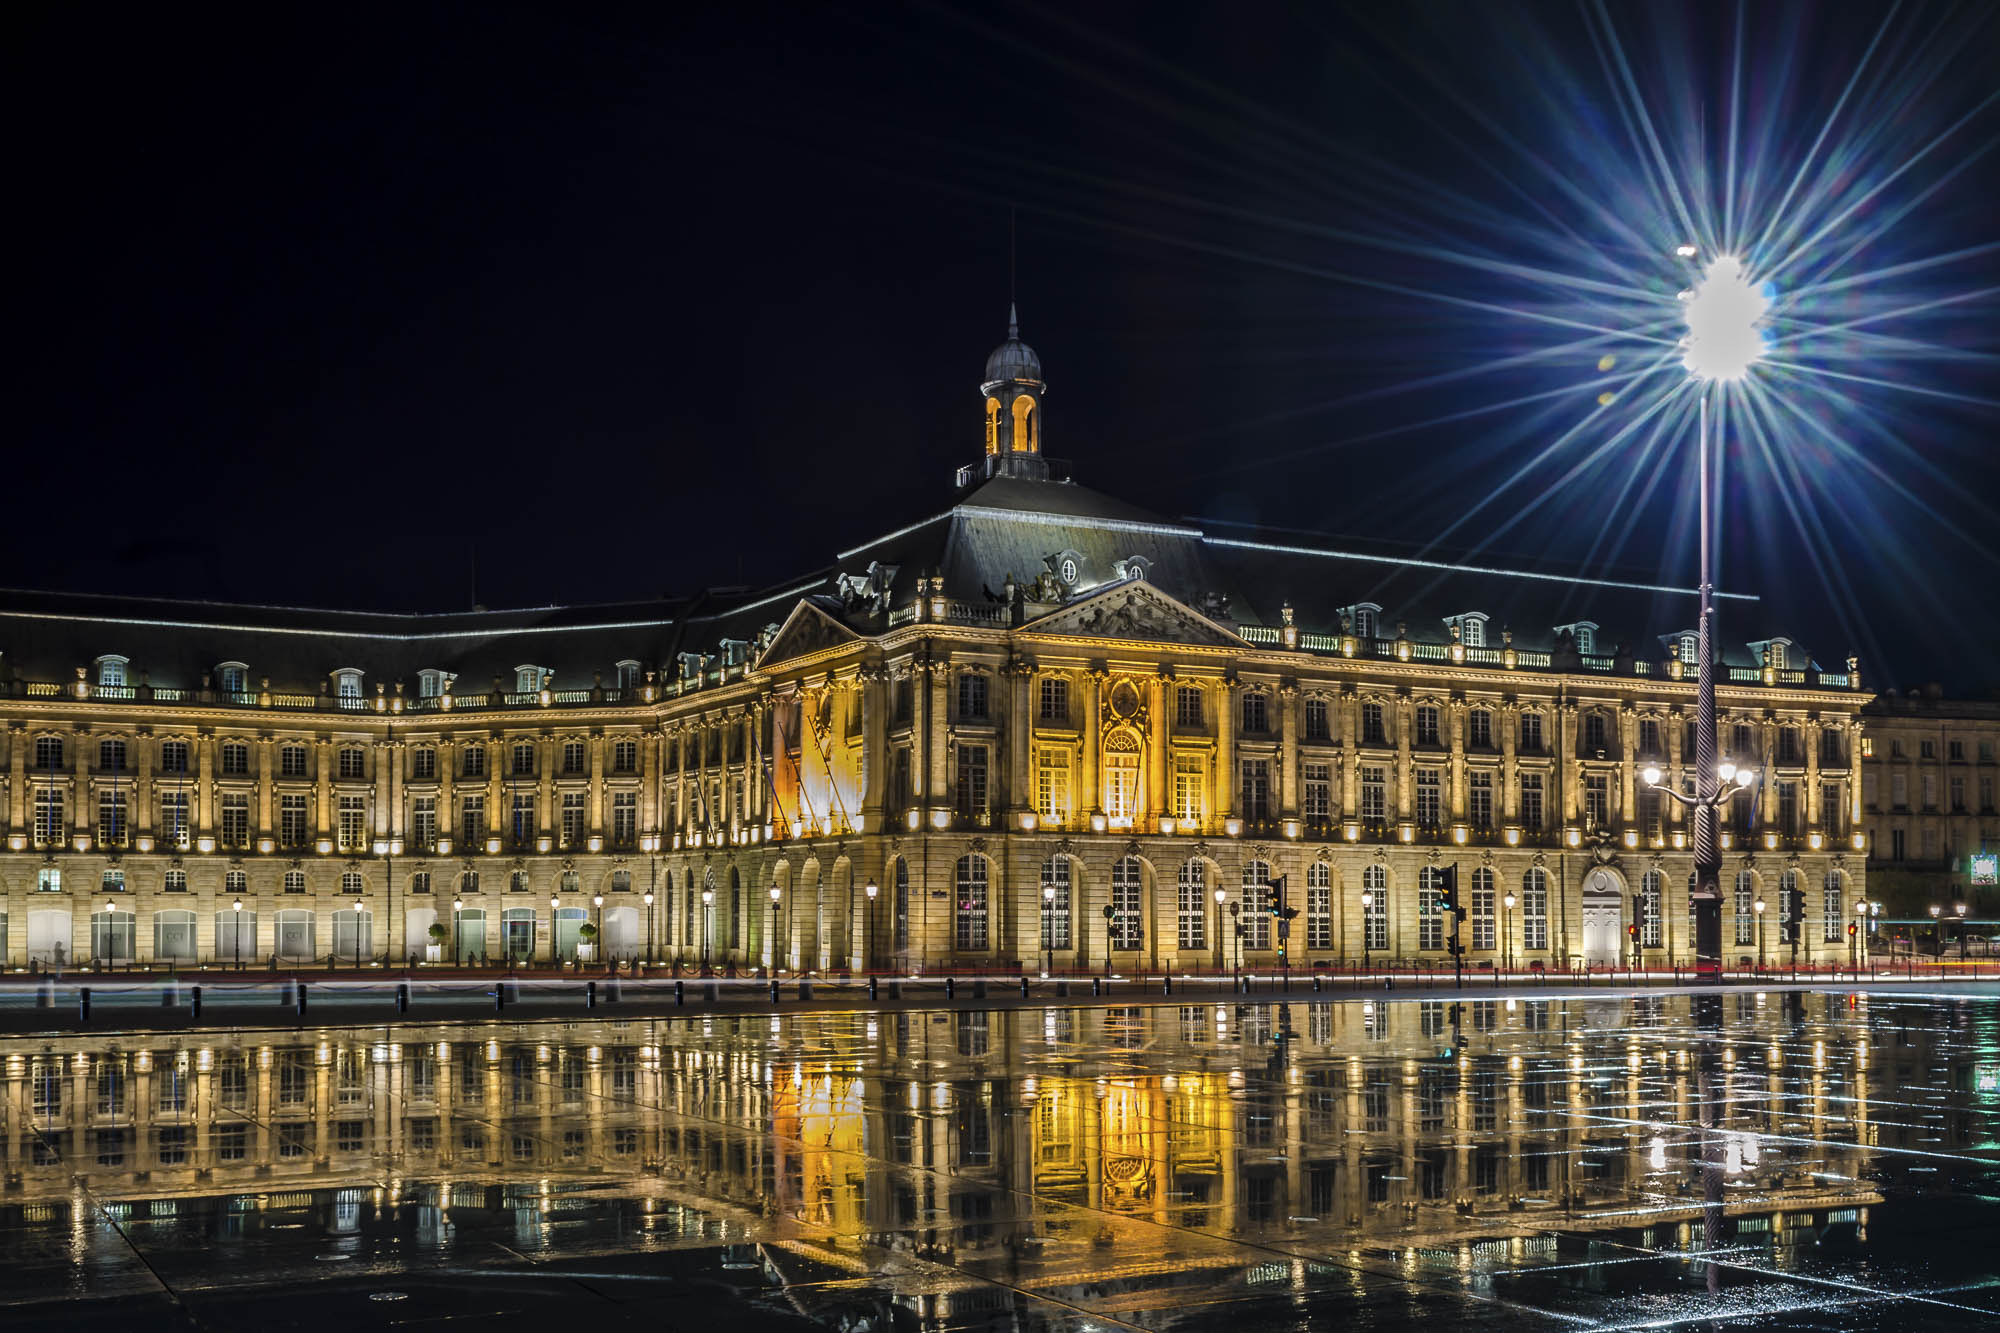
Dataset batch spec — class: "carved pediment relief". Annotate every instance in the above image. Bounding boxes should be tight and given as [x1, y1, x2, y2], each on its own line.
[1020, 580, 1247, 649]
[758, 601, 861, 670]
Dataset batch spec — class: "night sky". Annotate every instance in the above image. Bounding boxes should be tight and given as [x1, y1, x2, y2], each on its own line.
[13, 2, 1998, 690]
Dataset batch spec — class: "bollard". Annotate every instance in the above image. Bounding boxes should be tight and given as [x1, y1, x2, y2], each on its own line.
[770, 979, 781, 1003]
[496, 985, 507, 1012]
[1312, 975, 1322, 993]
[586, 980, 597, 1010]
[675, 980, 685, 1007]
[869, 976, 879, 1001]
[1021, 976, 1030, 998]
[296, 982, 308, 1017]
[945, 977, 956, 1000]
[80, 986, 92, 1022]
[191, 985, 203, 1020]
[396, 982, 410, 1014]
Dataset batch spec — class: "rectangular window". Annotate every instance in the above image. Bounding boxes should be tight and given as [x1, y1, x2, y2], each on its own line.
[1822, 873, 1843, 943]
[98, 790, 128, 846]
[459, 795, 485, 846]
[1176, 686, 1203, 727]
[1303, 697, 1330, 741]
[280, 745, 308, 778]
[612, 792, 637, 846]
[406, 795, 435, 849]
[1038, 676, 1068, 722]
[35, 735, 64, 769]
[1921, 773, 1937, 811]
[1468, 771, 1493, 830]
[1418, 873, 1443, 950]
[1415, 705, 1440, 747]
[511, 743, 536, 777]
[1519, 711, 1543, 752]
[1638, 719, 1662, 757]
[511, 793, 535, 845]
[99, 739, 127, 771]
[1239, 759, 1271, 822]
[1415, 769, 1442, 827]
[1470, 870, 1495, 950]
[1360, 766, 1386, 822]
[1584, 774, 1609, 830]
[955, 858, 988, 951]
[158, 739, 189, 774]
[410, 747, 438, 780]
[561, 792, 587, 846]
[956, 745, 989, 815]
[1891, 773, 1908, 809]
[1523, 877, 1548, 951]
[1734, 874, 1755, 947]
[1949, 775, 1965, 813]
[338, 747, 366, 780]
[1243, 862, 1272, 951]
[279, 794, 309, 847]
[220, 741, 249, 775]
[1583, 713, 1608, 753]
[159, 791, 191, 849]
[1241, 692, 1268, 734]
[1520, 773, 1545, 831]
[1642, 874, 1663, 947]
[338, 795, 367, 851]
[34, 788, 64, 846]
[1820, 782, 1843, 833]
[1177, 862, 1207, 950]
[1468, 709, 1492, 748]
[1361, 702, 1386, 746]
[1779, 781, 1801, 834]
[1303, 763, 1332, 820]
[221, 794, 250, 846]
[612, 739, 638, 773]
[1040, 858, 1071, 950]
[1036, 748, 1071, 825]
[462, 745, 486, 778]
[561, 740, 586, 775]
[957, 673, 988, 721]
[1172, 755, 1203, 823]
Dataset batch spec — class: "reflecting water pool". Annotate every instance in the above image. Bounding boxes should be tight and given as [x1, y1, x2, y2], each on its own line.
[1, 991, 1997, 1330]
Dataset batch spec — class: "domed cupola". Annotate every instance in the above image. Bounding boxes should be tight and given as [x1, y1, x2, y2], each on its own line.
[973, 304, 1049, 483]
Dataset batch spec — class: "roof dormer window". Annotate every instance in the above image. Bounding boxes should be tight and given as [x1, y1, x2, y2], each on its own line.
[615, 660, 641, 690]
[333, 668, 364, 698]
[1445, 613, 1488, 648]
[1345, 603, 1382, 640]
[1555, 621, 1599, 655]
[95, 655, 129, 688]
[515, 665, 550, 693]
[417, 669, 451, 698]
[217, 662, 249, 695]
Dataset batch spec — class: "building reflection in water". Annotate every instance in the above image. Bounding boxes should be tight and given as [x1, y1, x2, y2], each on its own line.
[1, 992, 1993, 1325]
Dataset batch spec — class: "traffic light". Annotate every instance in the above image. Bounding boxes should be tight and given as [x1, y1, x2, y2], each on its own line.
[1627, 921, 1639, 943]
[1847, 921, 1858, 939]
[1784, 882, 1806, 944]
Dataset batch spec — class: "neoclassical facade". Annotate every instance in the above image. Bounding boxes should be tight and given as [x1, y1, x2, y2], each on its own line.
[0, 314, 1869, 971]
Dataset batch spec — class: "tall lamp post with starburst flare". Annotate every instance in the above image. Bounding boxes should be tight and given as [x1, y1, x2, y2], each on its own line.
[1649, 247, 1770, 980]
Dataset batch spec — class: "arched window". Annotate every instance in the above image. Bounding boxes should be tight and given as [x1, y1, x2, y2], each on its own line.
[1418, 866, 1446, 950]
[276, 908, 315, 960]
[1177, 859, 1208, 950]
[154, 909, 197, 962]
[1470, 867, 1496, 949]
[510, 870, 531, 894]
[1103, 730, 1140, 826]
[984, 397, 1002, 455]
[1010, 395, 1035, 453]
[334, 906, 372, 961]
[954, 856, 989, 951]
[1306, 863, 1332, 950]
[1822, 871, 1843, 942]
[93, 907, 136, 961]
[1522, 868, 1549, 951]
[96, 655, 129, 688]
[1242, 860, 1271, 950]
[217, 662, 249, 695]
[893, 858, 910, 950]
[1733, 870, 1755, 946]
[333, 668, 363, 698]
[729, 866, 742, 949]
[1040, 857, 1071, 950]
[1110, 857, 1143, 950]
[1362, 864, 1388, 951]
[1679, 634, 1698, 665]
[1641, 870, 1664, 947]
[340, 870, 363, 895]
[460, 870, 480, 896]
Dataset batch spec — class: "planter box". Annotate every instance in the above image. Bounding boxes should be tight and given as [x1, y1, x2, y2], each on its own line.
[576, 943, 596, 962]
[425, 943, 443, 963]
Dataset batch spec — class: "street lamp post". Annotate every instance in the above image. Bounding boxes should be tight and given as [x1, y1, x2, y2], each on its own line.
[549, 895, 560, 967]
[767, 884, 782, 973]
[1852, 900, 1865, 975]
[1042, 883, 1055, 978]
[231, 897, 243, 969]
[1753, 899, 1766, 972]
[1673, 248, 1770, 980]
[352, 899, 365, 967]
[1359, 890, 1373, 978]
[1228, 900, 1242, 988]
[1212, 886, 1226, 974]
[453, 898, 463, 967]
[701, 888, 713, 971]
[643, 891, 655, 966]
[593, 893, 606, 969]
[1930, 902, 1943, 959]
[1956, 901, 1968, 962]
[864, 877, 878, 974]
[1502, 892, 1517, 974]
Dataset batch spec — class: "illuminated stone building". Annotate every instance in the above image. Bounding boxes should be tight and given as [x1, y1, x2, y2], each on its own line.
[0, 314, 1869, 971]
[1858, 688, 2000, 912]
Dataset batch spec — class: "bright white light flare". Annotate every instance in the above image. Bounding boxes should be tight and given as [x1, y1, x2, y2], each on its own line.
[1681, 255, 1769, 382]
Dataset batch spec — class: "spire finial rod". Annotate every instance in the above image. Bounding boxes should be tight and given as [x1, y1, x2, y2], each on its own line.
[1009, 207, 1018, 336]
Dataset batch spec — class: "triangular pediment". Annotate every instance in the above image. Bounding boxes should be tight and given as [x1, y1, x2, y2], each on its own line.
[1019, 579, 1247, 648]
[758, 600, 861, 670]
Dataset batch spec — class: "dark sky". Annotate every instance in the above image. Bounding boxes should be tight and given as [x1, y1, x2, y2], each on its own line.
[12, 2, 1999, 690]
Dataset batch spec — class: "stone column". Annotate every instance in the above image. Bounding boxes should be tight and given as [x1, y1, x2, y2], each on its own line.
[1149, 670, 1170, 824]
[1081, 667, 1104, 819]
[1500, 703, 1518, 821]
[1448, 699, 1467, 820]
[313, 739, 333, 839]
[257, 736, 275, 838]
[1394, 695, 1413, 820]
[136, 729, 155, 836]
[1215, 677, 1236, 821]
[1278, 681, 1300, 819]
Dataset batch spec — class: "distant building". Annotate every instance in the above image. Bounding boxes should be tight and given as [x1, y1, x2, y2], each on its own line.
[0, 311, 1869, 970]
[1859, 688, 2000, 912]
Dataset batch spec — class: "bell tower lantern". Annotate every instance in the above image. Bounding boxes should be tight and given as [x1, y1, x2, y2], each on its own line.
[975, 304, 1048, 482]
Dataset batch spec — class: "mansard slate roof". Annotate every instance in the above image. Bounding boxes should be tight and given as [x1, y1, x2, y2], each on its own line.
[0, 467, 1826, 695]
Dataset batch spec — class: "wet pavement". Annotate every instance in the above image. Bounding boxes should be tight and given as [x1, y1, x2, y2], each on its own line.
[1, 990, 1997, 1330]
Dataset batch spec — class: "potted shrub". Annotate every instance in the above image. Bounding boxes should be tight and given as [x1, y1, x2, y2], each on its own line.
[576, 921, 598, 962]
[425, 921, 447, 963]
